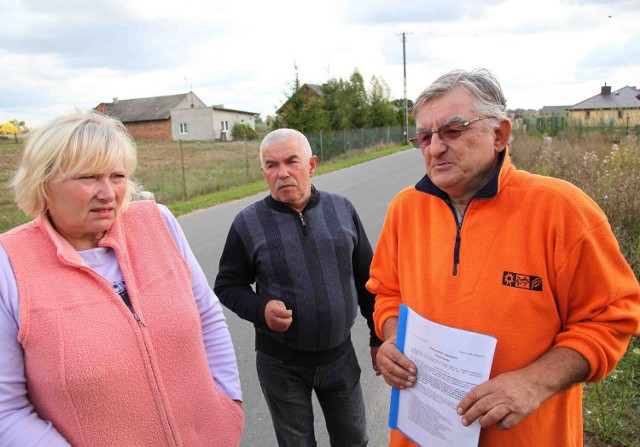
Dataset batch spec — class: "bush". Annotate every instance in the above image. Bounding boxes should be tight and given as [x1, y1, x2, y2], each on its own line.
[231, 123, 258, 141]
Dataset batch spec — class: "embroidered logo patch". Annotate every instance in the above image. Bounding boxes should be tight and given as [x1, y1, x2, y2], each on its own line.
[502, 271, 543, 292]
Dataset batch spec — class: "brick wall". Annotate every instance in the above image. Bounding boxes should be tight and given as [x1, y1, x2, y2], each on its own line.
[125, 120, 172, 141]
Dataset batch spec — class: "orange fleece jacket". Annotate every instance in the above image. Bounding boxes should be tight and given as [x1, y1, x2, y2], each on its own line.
[367, 152, 640, 447]
[0, 201, 243, 446]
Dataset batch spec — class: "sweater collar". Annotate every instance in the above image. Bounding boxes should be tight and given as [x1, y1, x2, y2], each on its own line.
[415, 149, 514, 201]
[264, 185, 320, 213]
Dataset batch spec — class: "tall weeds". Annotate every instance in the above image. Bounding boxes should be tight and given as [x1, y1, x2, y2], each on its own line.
[510, 130, 640, 278]
[511, 129, 640, 447]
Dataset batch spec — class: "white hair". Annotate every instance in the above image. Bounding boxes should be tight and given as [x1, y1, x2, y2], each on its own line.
[259, 128, 312, 165]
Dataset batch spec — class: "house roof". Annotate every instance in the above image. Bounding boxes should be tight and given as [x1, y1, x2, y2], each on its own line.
[276, 83, 325, 114]
[211, 106, 259, 116]
[570, 86, 640, 110]
[539, 105, 570, 114]
[98, 92, 203, 122]
[306, 84, 324, 97]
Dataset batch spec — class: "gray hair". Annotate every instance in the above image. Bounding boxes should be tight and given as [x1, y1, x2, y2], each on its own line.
[413, 68, 508, 126]
[259, 128, 313, 165]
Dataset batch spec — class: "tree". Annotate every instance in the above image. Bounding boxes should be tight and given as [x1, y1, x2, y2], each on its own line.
[0, 119, 28, 143]
[392, 99, 415, 128]
[274, 67, 404, 132]
[274, 64, 330, 132]
[265, 115, 275, 128]
[231, 123, 258, 140]
[369, 76, 398, 128]
[345, 70, 370, 129]
[322, 78, 350, 130]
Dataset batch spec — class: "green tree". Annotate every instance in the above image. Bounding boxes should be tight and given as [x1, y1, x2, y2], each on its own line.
[369, 76, 398, 128]
[322, 78, 350, 130]
[274, 64, 329, 132]
[231, 123, 258, 140]
[392, 99, 415, 128]
[345, 70, 370, 129]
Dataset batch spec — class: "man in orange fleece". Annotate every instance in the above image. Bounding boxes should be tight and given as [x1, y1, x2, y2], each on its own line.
[367, 68, 640, 447]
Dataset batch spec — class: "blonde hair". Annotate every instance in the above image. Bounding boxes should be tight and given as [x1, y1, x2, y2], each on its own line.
[12, 111, 138, 217]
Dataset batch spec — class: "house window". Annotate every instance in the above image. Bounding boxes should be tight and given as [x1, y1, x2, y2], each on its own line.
[179, 123, 188, 134]
[618, 109, 624, 119]
[221, 121, 229, 132]
[585, 111, 590, 120]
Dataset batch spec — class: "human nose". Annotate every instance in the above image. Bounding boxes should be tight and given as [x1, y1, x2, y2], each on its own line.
[276, 164, 290, 178]
[426, 130, 448, 157]
[96, 177, 116, 200]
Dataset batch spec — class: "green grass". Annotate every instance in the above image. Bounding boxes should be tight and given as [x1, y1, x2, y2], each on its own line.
[583, 336, 640, 447]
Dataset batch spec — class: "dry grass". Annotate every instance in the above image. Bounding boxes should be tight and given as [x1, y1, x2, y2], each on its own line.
[134, 140, 264, 203]
[0, 139, 264, 232]
[510, 129, 640, 278]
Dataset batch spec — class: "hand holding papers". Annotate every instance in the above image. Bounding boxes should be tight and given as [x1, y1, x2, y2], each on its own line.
[389, 305, 497, 447]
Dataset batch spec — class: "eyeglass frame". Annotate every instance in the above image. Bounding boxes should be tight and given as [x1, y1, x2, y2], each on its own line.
[409, 116, 496, 149]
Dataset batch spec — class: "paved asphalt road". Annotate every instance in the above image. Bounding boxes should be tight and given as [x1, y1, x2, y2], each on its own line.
[178, 148, 426, 446]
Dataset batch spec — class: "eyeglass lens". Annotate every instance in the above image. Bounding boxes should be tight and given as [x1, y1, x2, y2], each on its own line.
[411, 123, 464, 148]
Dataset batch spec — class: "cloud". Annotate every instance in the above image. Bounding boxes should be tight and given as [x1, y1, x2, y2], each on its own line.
[2, 0, 639, 127]
[0, 3, 229, 72]
[579, 33, 640, 69]
[343, 0, 502, 24]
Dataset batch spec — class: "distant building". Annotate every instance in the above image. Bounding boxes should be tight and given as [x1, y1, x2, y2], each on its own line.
[96, 92, 258, 141]
[538, 105, 570, 117]
[276, 84, 325, 115]
[568, 84, 640, 129]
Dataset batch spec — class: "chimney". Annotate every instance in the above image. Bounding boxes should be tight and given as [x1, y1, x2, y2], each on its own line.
[601, 84, 611, 95]
[113, 97, 119, 104]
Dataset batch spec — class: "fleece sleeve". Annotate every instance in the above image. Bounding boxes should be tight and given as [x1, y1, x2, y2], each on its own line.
[214, 222, 271, 327]
[0, 245, 71, 447]
[158, 204, 242, 401]
[553, 220, 640, 382]
[366, 198, 403, 341]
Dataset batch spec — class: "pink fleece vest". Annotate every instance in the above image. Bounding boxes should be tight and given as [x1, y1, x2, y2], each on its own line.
[0, 201, 243, 446]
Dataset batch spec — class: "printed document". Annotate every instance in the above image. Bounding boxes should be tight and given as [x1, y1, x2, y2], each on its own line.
[389, 304, 497, 447]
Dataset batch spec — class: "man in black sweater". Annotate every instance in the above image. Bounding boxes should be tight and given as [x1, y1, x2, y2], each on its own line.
[215, 128, 382, 447]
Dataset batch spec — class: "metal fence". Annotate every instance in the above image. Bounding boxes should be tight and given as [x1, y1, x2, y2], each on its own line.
[304, 126, 416, 161]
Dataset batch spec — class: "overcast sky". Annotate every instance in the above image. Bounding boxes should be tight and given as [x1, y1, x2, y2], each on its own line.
[2, 0, 639, 128]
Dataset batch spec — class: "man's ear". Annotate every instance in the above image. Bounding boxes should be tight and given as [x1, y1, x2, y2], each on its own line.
[494, 119, 512, 153]
[309, 155, 318, 177]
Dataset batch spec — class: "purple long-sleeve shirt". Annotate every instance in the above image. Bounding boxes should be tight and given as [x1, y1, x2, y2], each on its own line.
[0, 204, 241, 446]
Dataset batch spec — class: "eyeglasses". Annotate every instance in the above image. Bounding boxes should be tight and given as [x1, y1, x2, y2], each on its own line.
[410, 116, 496, 149]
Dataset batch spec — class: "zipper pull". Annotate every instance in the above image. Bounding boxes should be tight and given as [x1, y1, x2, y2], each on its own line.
[133, 312, 147, 327]
[298, 213, 306, 227]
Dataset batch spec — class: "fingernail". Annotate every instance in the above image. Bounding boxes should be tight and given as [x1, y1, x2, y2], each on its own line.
[457, 407, 463, 415]
[408, 367, 416, 374]
[461, 418, 468, 426]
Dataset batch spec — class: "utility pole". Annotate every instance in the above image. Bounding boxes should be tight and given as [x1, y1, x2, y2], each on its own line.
[399, 32, 411, 144]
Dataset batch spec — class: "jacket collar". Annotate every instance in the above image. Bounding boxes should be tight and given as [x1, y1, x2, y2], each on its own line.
[36, 214, 88, 266]
[415, 149, 514, 201]
[264, 185, 320, 213]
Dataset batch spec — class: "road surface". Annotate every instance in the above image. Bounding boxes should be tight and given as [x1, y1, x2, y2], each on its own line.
[178, 148, 426, 446]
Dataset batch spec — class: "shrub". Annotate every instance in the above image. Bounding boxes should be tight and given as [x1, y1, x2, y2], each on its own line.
[231, 123, 258, 141]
